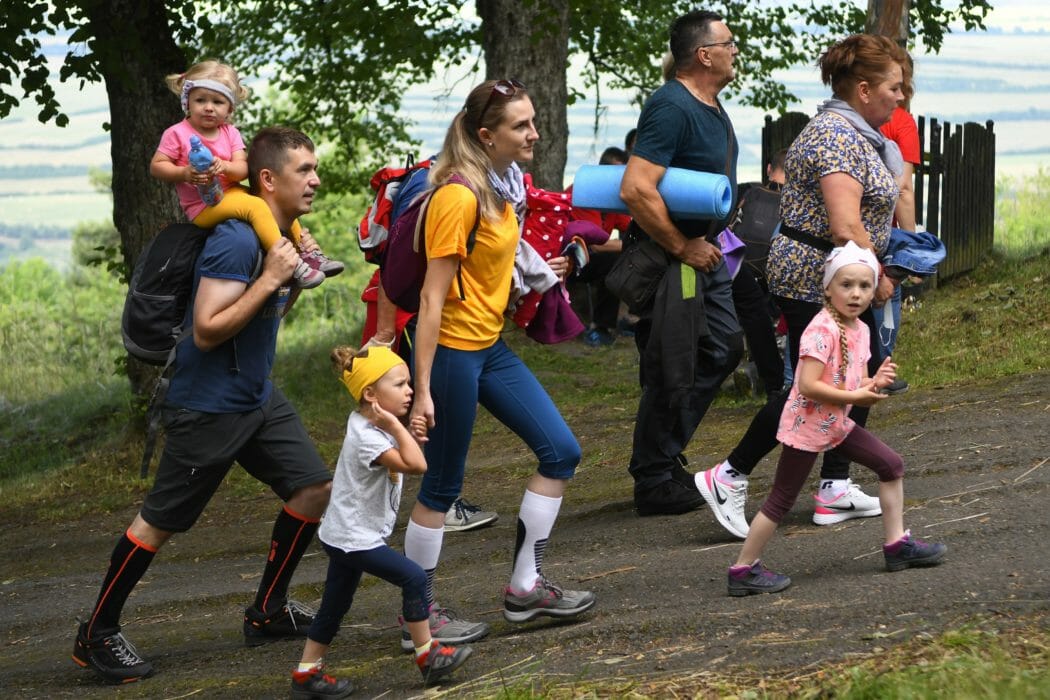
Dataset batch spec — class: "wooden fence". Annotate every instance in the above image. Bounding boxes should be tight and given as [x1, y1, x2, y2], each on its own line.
[761, 112, 996, 280]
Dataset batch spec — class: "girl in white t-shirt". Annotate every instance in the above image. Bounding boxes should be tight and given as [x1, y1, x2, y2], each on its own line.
[149, 60, 342, 289]
[726, 242, 946, 596]
[290, 346, 472, 698]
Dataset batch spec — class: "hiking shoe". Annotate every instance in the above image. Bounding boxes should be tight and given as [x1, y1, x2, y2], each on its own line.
[884, 530, 947, 572]
[696, 466, 749, 539]
[617, 317, 637, 337]
[416, 640, 473, 685]
[244, 600, 314, 646]
[882, 378, 910, 395]
[727, 560, 792, 597]
[444, 498, 499, 532]
[302, 249, 345, 278]
[293, 258, 325, 289]
[399, 606, 489, 652]
[503, 576, 596, 623]
[634, 478, 704, 516]
[72, 621, 153, 684]
[812, 479, 882, 525]
[290, 664, 354, 699]
[582, 328, 615, 347]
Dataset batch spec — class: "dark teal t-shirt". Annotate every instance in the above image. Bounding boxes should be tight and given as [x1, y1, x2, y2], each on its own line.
[631, 79, 739, 237]
[166, 219, 288, 413]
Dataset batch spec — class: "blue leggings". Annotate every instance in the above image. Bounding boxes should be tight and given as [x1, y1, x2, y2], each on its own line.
[416, 338, 581, 512]
[308, 542, 429, 645]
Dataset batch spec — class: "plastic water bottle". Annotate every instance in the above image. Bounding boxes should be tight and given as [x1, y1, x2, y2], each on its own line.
[188, 135, 224, 207]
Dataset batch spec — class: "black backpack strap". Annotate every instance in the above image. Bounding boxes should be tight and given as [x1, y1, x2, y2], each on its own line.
[455, 192, 482, 301]
[139, 250, 262, 479]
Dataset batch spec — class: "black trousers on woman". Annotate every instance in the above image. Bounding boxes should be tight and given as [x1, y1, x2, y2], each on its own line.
[725, 295, 881, 479]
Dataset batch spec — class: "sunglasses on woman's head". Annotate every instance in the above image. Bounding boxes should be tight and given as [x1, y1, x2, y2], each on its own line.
[478, 78, 526, 124]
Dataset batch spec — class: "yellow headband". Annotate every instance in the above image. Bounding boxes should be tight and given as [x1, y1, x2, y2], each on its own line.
[340, 347, 405, 401]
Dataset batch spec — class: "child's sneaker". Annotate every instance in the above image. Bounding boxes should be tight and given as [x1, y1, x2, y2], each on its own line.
[884, 530, 947, 572]
[416, 640, 472, 685]
[293, 257, 325, 289]
[290, 664, 354, 699]
[302, 249, 345, 277]
[727, 559, 792, 596]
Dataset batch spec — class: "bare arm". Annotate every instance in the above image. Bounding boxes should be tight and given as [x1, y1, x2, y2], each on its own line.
[820, 172, 871, 250]
[369, 402, 427, 475]
[409, 256, 458, 431]
[150, 151, 195, 185]
[893, 162, 916, 231]
[192, 237, 299, 351]
[620, 155, 721, 271]
[797, 356, 886, 409]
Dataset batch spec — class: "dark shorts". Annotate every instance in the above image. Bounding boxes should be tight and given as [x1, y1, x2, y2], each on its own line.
[140, 387, 331, 533]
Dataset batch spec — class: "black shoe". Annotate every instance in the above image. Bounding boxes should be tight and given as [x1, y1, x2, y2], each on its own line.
[634, 478, 704, 516]
[72, 621, 153, 684]
[882, 378, 910, 395]
[290, 665, 355, 699]
[244, 599, 314, 646]
[670, 455, 693, 489]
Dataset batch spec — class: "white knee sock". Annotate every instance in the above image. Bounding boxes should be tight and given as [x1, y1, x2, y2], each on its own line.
[405, 519, 444, 608]
[509, 490, 562, 593]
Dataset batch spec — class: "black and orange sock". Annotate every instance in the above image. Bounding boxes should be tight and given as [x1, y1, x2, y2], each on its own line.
[254, 505, 319, 613]
[86, 530, 157, 638]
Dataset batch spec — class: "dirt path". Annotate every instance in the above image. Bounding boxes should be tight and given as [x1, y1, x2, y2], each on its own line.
[3, 371, 1048, 699]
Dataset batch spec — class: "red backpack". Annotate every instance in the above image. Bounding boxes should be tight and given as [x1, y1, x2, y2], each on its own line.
[379, 173, 480, 313]
[358, 155, 434, 265]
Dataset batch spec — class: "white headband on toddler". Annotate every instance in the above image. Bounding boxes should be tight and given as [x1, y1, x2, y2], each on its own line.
[823, 240, 880, 289]
[180, 79, 237, 113]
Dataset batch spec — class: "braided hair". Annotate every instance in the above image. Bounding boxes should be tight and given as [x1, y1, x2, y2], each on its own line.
[823, 301, 851, 385]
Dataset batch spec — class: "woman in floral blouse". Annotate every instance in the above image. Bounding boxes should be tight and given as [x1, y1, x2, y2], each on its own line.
[696, 34, 911, 541]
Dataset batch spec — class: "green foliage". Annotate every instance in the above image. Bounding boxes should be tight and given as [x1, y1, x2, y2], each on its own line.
[995, 168, 1050, 258]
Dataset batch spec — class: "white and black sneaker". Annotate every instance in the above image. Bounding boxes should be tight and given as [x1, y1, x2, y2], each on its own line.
[72, 621, 153, 684]
[813, 479, 882, 525]
[696, 465, 750, 539]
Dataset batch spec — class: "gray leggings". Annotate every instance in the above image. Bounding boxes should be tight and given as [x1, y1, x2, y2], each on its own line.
[759, 426, 905, 523]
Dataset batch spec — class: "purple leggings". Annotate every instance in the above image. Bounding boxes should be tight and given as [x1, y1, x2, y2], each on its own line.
[759, 426, 905, 523]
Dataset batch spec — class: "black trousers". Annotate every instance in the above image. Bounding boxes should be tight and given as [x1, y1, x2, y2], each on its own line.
[731, 265, 784, 394]
[628, 262, 743, 488]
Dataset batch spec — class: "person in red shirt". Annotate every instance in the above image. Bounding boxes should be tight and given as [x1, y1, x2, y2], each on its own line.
[569, 146, 634, 346]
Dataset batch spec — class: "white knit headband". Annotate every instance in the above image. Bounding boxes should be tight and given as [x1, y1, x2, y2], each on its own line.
[180, 79, 237, 112]
[823, 240, 880, 289]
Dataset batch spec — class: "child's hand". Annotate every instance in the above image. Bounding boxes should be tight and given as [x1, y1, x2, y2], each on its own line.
[850, 386, 887, 407]
[367, 399, 399, 434]
[209, 159, 227, 179]
[409, 415, 429, 444]
[872, 356, 897, 391]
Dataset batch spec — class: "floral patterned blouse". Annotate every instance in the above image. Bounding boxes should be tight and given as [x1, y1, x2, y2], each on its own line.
[768, 111, 899, 304]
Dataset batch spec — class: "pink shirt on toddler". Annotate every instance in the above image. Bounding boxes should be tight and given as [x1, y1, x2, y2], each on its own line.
[156, 119, 246, 220]
[777, 308, 871, 452]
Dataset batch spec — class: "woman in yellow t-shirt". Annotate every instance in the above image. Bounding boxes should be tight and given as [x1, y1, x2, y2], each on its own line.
[401, 80, 596, 650]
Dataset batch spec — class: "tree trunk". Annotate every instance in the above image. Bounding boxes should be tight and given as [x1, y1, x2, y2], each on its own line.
[866, 0, 911, 46]
[477, 0, 570, 191]
[82, 0, 186, 397]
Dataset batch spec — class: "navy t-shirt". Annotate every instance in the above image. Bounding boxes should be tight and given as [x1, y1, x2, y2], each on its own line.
[166, 219, 289, 413]
[631, 79, 739, 237]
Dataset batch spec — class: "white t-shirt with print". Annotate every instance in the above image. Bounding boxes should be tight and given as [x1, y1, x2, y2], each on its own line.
[318, 411, 402, 553]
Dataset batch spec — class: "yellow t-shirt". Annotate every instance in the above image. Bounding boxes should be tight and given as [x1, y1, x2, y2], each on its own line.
[425, 183, 518, 350]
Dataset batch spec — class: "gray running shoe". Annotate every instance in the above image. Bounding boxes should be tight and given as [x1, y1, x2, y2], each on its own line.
[727, 560, 792, 596]
[444, 498, 499, 532]
[399, 606, 489, 652]
[884, 530, 947, 572]
[502, 576, 596, 623]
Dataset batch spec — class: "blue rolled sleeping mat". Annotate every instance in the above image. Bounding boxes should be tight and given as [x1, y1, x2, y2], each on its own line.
[570, 164, 732, 221]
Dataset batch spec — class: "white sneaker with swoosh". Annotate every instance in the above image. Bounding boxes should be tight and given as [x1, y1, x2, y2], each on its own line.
[696, 466, 749, 539]
[812, 479, 882, 525]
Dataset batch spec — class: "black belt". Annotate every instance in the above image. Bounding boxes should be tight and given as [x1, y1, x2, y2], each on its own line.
[779, 224, 834, 253]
